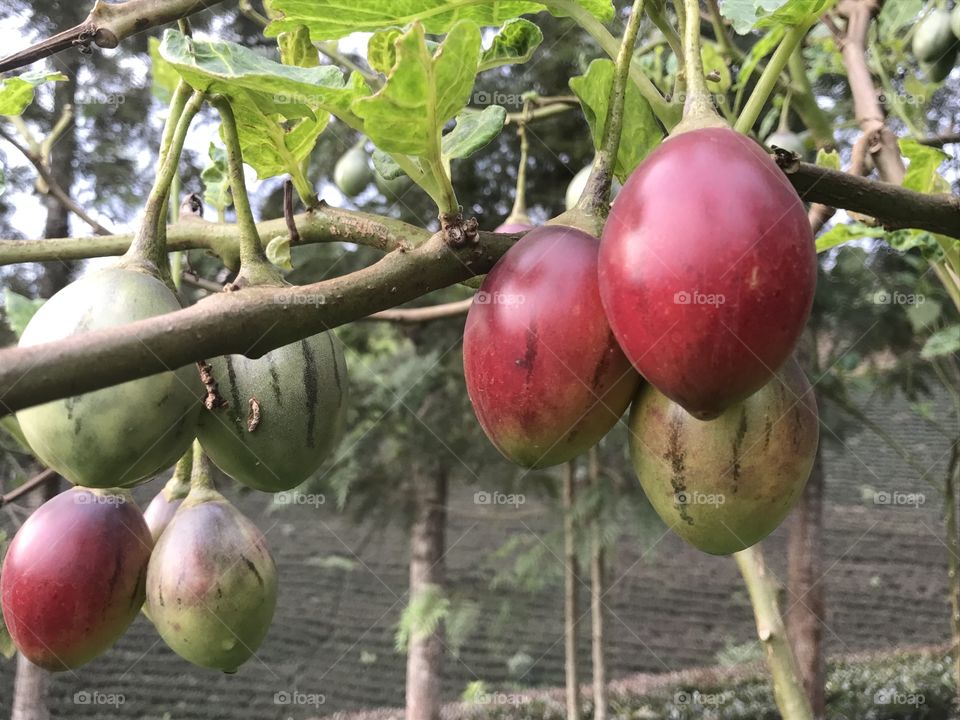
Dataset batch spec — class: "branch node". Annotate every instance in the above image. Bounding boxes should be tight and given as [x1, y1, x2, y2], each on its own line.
[440, 210, 479, 248]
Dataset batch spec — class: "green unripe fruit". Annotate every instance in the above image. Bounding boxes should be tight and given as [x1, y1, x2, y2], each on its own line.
[564, 164, 621, 211]
[333, 145, 373, 197]
[923, 46, 958, 82]
[15, 268, 202, 488]
[952, 5, 960, 41]
[912, 9, 957, 63]
[197, 332, 348, 492]
[145, 483, 277, 672]
[628, 357, 819, 555]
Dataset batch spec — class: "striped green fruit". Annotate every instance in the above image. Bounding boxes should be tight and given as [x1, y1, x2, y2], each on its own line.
[197, 332, 348, 492]
[16, 268, 202, 488]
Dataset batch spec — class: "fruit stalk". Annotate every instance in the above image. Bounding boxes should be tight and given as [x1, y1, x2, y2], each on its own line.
[211, 96, 284, 288]
[188, 439, 215, 494]
[734, 545, 815, 720]
[506, 108, 530, 225]
[735, 22, 812, 135]
[123, 86, 204, 280]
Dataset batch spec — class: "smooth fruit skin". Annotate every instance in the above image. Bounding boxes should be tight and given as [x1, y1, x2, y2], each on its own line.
[599, 127, 816, 420]
[923, 46, 957, 83]
[145, 488, 277, 672]
[197, 333, 348, 492]
[912, 9, 956, 63]
[15, 268, 203, 487]
[463, 225, 641, 468]
[143, 492, 184, 543]
[333, 145, 373, 197]
[952, 5, 960, 41]
[629, 357, 818, 555]
[1, 488, 152, 671]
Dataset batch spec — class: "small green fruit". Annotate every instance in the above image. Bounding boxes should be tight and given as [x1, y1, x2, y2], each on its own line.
[912, 9, 957, 63]
[197, 333, 348, 492]
[145, 484, 277, 672]
[922, 46, 958, 83]
[15, 268, 202, 488]
[952, 5, 960, 41]
[628, 357, 819, 555]
[333, 145, 373, 197]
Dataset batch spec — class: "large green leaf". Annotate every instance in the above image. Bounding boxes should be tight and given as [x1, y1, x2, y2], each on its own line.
[148, 37, 179, 103]
[815, 222, 880, 253]
[479, 18, 544, 71]
[368, 28, 405, 74]
[899, 139, 950, 194]
[0, 71, 66, 116]
[265, 0, 613, 40]
[278, 25, 320, 67]
[720, 0, 831, 34]
[569, 59, 662, 183]
[441, 106, 508, 160]
[921, 325, 960, 359]
[354, 21, 481, 157]
[201, 142, 232, 212]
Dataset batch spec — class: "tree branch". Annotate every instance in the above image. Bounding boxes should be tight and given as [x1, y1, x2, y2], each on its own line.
[0, 231, 511, 416]
[917, 132, 960, 148]
[0, 468, 57, 508]
[364, 298, 472, 323]
[0, 0, 228, 73]
[777, 154, 960, 237]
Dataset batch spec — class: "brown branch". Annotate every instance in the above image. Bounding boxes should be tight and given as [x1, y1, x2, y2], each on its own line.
[777, 154, 960, 237]
[0, 126, 112, 235]
[0, 468, 57, 508]
[917, 133, 960, 148]
[808, 133, 871, 234]
[364, 298, 473, 323]
[283, 179, 300, 244]
[0, 231, 513, 416]
[0, 0, 228, 73]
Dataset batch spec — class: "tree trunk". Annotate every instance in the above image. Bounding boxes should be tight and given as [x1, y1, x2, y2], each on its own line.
[786, 441, 826, 718]
[944, 444, 960, 711]
[10, 473, 60, 720]
[405, 462, 447, 720]
[563, 460, 581, 720]
[735, 544, 814, 720]
[588, 449, 607, 720]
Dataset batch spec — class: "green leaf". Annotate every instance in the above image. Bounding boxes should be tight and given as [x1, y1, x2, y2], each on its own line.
[0, 530, 13, 659]
[3, 289, 44, 338]
[921, 325, 960, 359]
[441, 106, 507, 161]
[899, 139, 950, 194]
[278, 25, 319, 67]
[265, 234, 294, 271]
[148, 37, 180, 103]
[372, 149, 408, 181]
[815, 221, 880, 253]
[569, 59, 663, 183]
[368, 28, 404, 74]
[758, 0, 835, 28]
[354, 21, 482, 157]
[905, 298, 941, 332]
[395, 583, 449, 652]
[721, 0, 832, 33]
[0, 71, 66, 116]
[265, 0, 613, 40]
[201, 142, 232, 212]
[702, 42, 732, 94]
[884, 229, 943, 262]
[479, 18, 544, 72]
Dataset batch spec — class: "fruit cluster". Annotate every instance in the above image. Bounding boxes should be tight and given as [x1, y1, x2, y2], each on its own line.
[465, 127, 820, 556]
[2, 263, 348, 672]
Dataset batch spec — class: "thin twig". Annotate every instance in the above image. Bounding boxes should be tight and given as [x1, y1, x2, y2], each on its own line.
[0, 468, 57, 508]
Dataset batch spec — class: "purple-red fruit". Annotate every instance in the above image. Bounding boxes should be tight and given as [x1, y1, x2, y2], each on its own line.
[1, 488, 152, 670]
[463, 225, 641, 468]
[599, 127, 816, 420]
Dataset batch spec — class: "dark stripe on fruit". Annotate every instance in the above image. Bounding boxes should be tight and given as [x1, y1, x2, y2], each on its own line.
[300, 340, 319, 448]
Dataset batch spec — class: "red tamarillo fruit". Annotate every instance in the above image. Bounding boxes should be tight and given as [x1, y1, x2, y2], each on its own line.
[1, 487, 152, 670]
[628, 357, 819, 555]
[463, 224, 641, 468]
[599, 127, 816, 419]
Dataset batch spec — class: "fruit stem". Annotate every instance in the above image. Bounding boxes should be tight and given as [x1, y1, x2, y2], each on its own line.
[123, 84, 204, 282]
[678, 0, 721, 124]
[163, 449, 193, 502]
[735, 22, 812, 135]
[188, 439, 217, 495]
[505, 103, 532, 225]
[574, 0, 645, 224]
[645, 0, 684, 63]
[212, 95, 285, 288]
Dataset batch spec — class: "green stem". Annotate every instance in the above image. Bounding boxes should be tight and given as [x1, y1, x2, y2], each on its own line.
[734, 544, 815, 720]
[211, 95, 284, 287]
[680, 0, 712, 119]
[576, 0, 646, 223]
[707, 0, 741, 60]
[187, 439, 218, 500]
[786, 49, 834, 148]
[169, 172, 183, 290]
[506, 107, 531, 224]
[163, 449, 193, 502]
[871, 54, 924, 137]
[736, 22, 811, 135]
[122, 86, 203, 281]
[547, 0, 680, 128]
[646, 0, 683, 61]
